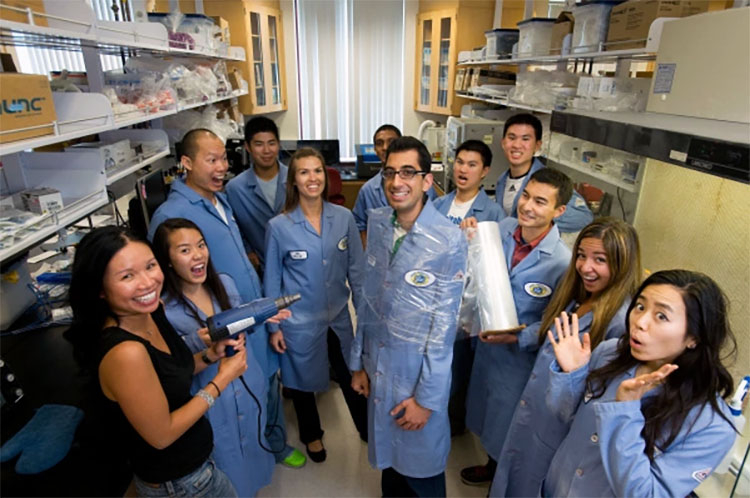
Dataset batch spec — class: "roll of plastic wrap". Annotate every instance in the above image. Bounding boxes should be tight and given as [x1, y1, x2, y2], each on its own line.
[468, 221, 520, 333]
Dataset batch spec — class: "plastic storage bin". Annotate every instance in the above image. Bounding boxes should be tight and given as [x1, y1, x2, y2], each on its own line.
[484, 29, 519, 59]
[517, 18, 556, 57]
[571, 0, 622, 54]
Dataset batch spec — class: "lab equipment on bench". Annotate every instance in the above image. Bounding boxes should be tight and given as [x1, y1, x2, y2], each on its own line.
[207, 294, 301, 354]
[443, 114, 514, 193]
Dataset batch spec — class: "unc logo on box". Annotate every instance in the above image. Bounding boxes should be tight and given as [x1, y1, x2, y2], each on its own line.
[0, 98, 46, 115]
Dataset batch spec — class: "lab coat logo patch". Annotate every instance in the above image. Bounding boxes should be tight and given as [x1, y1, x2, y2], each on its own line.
[337, 236, 348, 251]
[289, 250, 308, 260]
[524, 282, 552, 298]
[405, 270, 436, 288]
[692, 468, 711, 483]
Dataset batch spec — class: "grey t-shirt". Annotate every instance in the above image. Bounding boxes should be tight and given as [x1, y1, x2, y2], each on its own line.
[256, 173, 278, 208]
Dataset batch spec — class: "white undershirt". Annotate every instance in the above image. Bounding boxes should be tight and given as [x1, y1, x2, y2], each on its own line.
[213, 197, 229, 225]
[446, 193, 478, 225]
[503, 176, 526, 216]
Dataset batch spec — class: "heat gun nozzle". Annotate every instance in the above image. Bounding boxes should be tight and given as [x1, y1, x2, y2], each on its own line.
[274, 293, 301, 310]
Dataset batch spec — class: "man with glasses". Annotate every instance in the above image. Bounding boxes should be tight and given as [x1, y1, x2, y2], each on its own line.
[352, 124, 437, 248]
[350, 137, 467, 497]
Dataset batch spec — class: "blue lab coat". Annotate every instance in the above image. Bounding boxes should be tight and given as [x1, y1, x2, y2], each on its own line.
[264, 202, 364, 392]
[432, 188, 506, 225]
[543, 339, 736, 497]
[490, 299, 629, 497]
[225, 162, 288, 266]
[349, 201, 467, 478]
[148, 179, 277, 378]
[163, 274, 274, 498]
[352, 171, 438, 232]
[495, 158, 593, 233]
[465, 217, 570, 460]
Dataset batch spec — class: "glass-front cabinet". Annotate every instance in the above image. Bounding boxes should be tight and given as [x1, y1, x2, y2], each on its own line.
[415, 9, 456, 114]
[204, 1, 287, 115]
[414, 2, 495, 116]
[245, 5, 285, 113]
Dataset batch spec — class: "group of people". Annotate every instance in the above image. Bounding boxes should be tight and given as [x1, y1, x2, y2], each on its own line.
[65, 113, 739, 497]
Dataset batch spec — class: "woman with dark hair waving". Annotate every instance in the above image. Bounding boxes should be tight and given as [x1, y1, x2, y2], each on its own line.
[67, 226, 246, 497]
[491, 217, 641, 497]
[152, 218, 284, 497]
[543, 269, 737, 497]
[264, 148, 367, 462]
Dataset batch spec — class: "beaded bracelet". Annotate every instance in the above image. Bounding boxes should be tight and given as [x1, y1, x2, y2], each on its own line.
[196, 389, 215, 408]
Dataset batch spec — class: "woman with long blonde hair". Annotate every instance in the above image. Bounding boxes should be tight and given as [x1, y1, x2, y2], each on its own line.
[490, 217, 641, 497]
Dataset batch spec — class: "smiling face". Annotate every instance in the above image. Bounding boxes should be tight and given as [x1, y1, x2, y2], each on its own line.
[628, 284, 696, 369]
[384, 149, 432, 220]
[293, 155, 326, 202]
[516, 179, 566, 230]
[453, 149, 488, 195]
[167, 228, 209, 287]
[246, 131, 280, 172]
[183, 134, 229, 200]
[575, 237, 612, 297]
[501, 123, 541, 172]
[101, 241, 164, 319]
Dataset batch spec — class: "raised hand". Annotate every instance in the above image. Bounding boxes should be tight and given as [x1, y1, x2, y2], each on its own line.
[548, 312, 591, 373]
[616, 363, 678, 402]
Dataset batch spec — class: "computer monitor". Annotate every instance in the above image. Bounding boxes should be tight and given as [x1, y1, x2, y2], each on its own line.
[355, 143, 382, 179]
[296, 140, 340, 167]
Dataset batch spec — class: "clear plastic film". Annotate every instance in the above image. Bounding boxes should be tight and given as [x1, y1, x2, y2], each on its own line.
[359, 216, 466, 351]
[465, 221, 520, 334]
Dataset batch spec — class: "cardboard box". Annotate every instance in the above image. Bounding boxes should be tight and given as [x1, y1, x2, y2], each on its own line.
[680, 1, 710, 17]
[550, 12, 574, 55]
[20, 187, 63, 214]
[606, 0, 707, 51]
[0, 0, 48, 27]
[210, 16, 231, 45]
[228, 68, 243, 91]
[0, 73, 56, 144]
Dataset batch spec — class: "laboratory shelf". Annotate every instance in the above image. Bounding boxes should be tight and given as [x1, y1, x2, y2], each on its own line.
[457, 18, 670, 67]
[549, 157, 640, 193]
[1, 89, 247, 157]
[0, 93, 115, 156]
[0, 191, 108, 263]
[101, 128, 171, 185]
[0, 1, 246, 61]
[105, 148, 169, 185]
[456, 91, 553, 114]
[0, 150, 109, 263]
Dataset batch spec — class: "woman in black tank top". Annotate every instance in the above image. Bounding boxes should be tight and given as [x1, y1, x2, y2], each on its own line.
[67, 226, 248, 497]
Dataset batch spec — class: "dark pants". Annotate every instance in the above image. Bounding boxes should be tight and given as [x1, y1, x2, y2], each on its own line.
[287, 329, 368, 443]
[448, 335, 477, 436]
[381, 468, 446, 498]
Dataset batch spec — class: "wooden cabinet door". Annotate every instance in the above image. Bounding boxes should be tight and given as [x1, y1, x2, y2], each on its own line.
[246, 4, 286, 114]
[414, 9, 457, 115]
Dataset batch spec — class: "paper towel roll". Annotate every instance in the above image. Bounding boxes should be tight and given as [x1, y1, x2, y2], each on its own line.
[468, 221, 520, 333]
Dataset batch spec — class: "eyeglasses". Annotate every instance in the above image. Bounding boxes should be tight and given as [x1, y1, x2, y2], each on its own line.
[382, 167, 427, 180]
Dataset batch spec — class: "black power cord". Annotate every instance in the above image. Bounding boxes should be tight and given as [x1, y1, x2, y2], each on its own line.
[237, 374, 286, 455]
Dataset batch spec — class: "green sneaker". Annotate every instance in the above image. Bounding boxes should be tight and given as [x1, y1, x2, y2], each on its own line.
[282, 448, 307, 468]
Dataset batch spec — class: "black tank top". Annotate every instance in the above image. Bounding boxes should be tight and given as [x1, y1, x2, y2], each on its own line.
[97, 305, 213, 483]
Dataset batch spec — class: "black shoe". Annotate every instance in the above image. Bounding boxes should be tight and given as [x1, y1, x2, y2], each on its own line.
[306, 441, 326, 463]
[460, 464, 492, 486]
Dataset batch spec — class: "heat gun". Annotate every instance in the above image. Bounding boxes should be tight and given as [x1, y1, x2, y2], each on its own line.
[207, 294, 301, 355]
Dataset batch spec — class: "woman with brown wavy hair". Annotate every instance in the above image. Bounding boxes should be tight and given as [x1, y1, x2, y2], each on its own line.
[490, 217, 641, 497]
